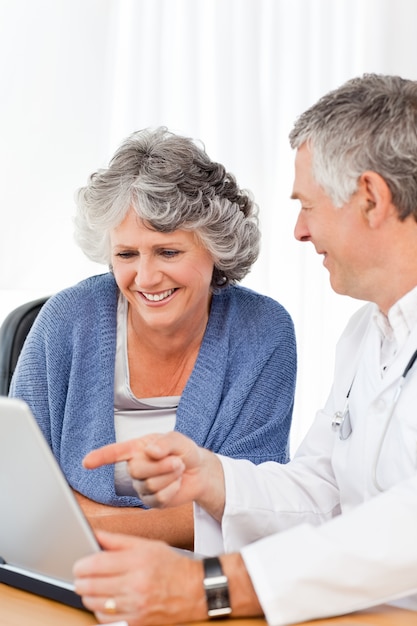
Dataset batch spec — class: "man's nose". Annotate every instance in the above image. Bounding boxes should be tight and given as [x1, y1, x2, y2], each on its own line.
[293, 211, 310, 242]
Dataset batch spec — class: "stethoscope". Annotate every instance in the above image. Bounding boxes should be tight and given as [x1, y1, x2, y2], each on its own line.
[332, 347, 417, 491]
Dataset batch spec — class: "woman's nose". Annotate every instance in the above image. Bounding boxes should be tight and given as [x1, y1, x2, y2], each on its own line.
[134, 256, 160, 287]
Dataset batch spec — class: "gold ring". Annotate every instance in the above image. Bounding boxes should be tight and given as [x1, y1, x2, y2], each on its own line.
[103, 597, 117, 614]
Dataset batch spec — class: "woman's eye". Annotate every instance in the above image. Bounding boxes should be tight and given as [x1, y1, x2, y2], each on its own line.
[160, 249, 180, 259]
[116, 251, 138, 259]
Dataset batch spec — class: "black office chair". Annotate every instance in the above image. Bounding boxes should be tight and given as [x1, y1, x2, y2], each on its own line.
[0, 297, 49, 396]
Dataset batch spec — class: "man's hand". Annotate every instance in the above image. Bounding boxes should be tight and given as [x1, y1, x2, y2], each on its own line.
[74, 530, 207, 625]
[83, 431, 226, 521]
[74, 531, 263, 625]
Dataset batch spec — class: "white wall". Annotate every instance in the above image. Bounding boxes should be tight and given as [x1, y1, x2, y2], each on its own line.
[1, 0, 417, 451]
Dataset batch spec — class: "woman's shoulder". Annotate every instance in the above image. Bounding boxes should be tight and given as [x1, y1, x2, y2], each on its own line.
[50, 273, 116, 302]
[212, 285, 295, 342]
[216, 284, 293, 320]
[41, 273, 118, 319]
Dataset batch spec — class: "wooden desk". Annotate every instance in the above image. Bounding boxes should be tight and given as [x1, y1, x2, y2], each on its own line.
[1, 582, 415, 626]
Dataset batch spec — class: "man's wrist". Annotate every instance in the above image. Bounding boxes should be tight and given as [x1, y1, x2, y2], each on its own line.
[195, 450, 226, 522]
[222, 553, 263, 618]
[202, 556, 232, 618]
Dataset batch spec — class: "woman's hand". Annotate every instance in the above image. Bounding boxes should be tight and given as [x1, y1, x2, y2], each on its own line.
[73, 491, 195, 550]
[83, 432, 226, 521]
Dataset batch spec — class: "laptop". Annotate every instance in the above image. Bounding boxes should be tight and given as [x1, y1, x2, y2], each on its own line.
[0, 396, 100, 609]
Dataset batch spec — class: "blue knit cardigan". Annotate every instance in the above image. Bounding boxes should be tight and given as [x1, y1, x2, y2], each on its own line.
[10, 273, 297, 507]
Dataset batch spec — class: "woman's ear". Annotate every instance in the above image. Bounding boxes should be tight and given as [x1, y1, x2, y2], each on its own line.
[359, 171, 394, 228]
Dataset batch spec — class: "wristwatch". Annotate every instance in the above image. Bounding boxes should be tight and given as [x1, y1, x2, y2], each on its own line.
[202, 557, 232, 618]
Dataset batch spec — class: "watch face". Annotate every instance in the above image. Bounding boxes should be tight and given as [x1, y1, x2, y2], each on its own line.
[203, 557, 232, 618]
[205, 581, 232, 617]
[211, 588, 230, 610]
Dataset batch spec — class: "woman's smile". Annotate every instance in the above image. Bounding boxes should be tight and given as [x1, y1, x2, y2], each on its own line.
[110, 210, 214, 334]
[140, 288, 177, 303]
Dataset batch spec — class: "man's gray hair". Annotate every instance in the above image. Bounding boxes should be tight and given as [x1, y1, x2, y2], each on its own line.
[289, 73, 417, 219]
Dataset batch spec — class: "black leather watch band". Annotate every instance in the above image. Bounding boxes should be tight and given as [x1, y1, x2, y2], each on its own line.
[202, 557, 232, 618]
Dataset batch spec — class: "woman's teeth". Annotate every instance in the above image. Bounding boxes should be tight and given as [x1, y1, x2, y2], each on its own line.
[142, 289, 175, 302]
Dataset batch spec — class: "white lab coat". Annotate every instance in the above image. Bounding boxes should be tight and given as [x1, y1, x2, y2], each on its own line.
[194, 303, 417, 625]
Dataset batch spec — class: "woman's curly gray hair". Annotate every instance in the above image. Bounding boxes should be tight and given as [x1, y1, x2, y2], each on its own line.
[74, 127, 260, 289]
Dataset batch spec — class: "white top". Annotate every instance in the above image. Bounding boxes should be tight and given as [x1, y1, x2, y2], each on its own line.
[194, 287, 417, 625]
[113, 295, 179, 496]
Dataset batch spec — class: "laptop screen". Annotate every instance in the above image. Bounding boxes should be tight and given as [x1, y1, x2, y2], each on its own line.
[0, 397, 100, 585]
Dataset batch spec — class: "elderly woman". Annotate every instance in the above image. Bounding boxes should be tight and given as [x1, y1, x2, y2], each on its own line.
[10, 127, 296, 550]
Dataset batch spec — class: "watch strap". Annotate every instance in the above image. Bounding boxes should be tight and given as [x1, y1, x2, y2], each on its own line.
[203, 556, 232, 618]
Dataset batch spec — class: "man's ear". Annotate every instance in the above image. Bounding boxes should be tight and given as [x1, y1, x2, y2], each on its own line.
[358, 171, 394, 228]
